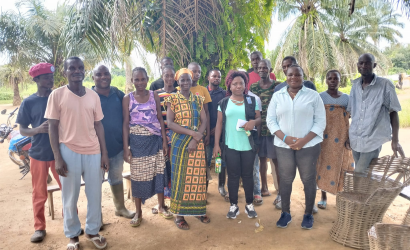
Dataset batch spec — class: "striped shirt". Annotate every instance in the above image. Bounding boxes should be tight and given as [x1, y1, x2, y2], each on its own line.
[156, 88, 177, 129]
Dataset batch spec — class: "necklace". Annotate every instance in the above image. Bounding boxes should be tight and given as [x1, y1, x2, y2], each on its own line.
[230, 97, 244, 106]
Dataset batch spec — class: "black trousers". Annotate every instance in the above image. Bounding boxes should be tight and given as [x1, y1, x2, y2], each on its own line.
[225, 147, 256, 205]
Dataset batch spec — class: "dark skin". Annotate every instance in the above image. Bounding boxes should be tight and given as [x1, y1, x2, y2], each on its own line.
[347, 54, 405, 158]
[318, 71, 351, 208]
[19, 73, 53, 137]
[207, 70, 221, 136]
[122, 70, 169, 223]
[213, 76, 261, 203]
[161, 67, 176, 93]
[167, 73, 208, 229]
[188, 64, 211, 146]
[251, 53, 262, 73]
[160, 58, 173, 72]
[281, 58, 294, 76]
[257, 61, 278, 197]
[92, 65, 111, 97]
[48, 58, 109, 248]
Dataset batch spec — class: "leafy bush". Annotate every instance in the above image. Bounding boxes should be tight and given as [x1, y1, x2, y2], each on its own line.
[0, 92, 13, 100]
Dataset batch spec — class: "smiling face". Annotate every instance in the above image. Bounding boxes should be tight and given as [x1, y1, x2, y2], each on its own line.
[258, 61, 270, 79]
[188, 64, 201, 83]
[64, 59, 85, 83]
[230, 76, 245, 96]
[132, 70, 149, 91]
[251, 53, 262, 70]
[286, 67, 304, 89]
[326, 72, 341, 91]
[208, 70, 221, 87]
[357, 54, 376, 77]
[92, 66, 111, 89]
[34, 73, 54, 89]
[178, 73, 193, 91]
[162, 67, 175, 87]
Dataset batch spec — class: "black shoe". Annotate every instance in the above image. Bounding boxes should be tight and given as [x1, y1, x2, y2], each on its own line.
[30, 230, 46, 243]
[226, 204, 240, 219]
[245, 203, 258, 218]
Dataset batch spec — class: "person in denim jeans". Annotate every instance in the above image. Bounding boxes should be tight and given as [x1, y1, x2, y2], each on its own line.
[92, 65, 135, 219]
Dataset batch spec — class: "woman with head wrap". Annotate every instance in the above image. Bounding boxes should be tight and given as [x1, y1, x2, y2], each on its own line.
[164, 68, 210, 230]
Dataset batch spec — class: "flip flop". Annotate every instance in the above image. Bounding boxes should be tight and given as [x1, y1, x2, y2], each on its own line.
[152, 205, 170, 214]
[253, 195, 263, 206]
[159, 210, 173, 219]
[85, 235, 107, 249]
[195, 215, 211, 224]
[261, 192, 271, 197]
[175, 218, 190, 230]
[67, 242, 80, 250]
[130, 217, 143, 227]
[318, 200, 327, 209]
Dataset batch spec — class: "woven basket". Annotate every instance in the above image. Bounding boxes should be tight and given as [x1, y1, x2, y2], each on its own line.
[329, 156, 410, 250]
[368, 206, 410, 250]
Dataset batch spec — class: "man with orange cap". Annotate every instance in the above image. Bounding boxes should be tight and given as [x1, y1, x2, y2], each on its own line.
[16, 63, 60, 243]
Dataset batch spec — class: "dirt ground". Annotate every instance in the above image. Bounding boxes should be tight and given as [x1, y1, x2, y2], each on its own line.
[0, 90, 410, 250]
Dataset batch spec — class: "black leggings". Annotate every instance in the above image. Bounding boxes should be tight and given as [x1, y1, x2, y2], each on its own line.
[275, 144, 321, 215]
[225, 147, 256, 205]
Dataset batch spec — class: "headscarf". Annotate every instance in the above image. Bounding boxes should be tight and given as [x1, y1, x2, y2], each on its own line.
[175, 68, 193, 81]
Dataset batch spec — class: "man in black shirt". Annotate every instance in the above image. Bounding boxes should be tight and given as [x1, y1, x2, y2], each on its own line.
[274, 56, 317, 92]
[16, 63, 60, 243]
[149, 57, 179, 91]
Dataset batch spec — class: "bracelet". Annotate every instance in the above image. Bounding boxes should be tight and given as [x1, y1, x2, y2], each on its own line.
[283, 135, 287, 142]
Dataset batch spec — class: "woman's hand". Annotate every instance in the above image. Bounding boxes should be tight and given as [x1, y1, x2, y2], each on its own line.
[284, 136, 298, 146]
[192, 131, 203, 142]
[187, 140, 198, 154]
[213, 144, 221, 158]
[163, 140, 168, 157]
[243, 120, 256, 131]
[289, 137, 308, 150]
[123, 148, 132, 164]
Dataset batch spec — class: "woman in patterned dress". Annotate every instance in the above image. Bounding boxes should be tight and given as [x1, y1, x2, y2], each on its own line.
[165, 68, 210, 230]
[122, 67, 173, 227]
[316, 70, 354, 209]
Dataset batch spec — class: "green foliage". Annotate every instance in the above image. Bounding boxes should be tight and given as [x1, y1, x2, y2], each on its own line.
[384, 44, 410, 74]
[399, 99, 410, 128]
[0, 92, 13, 100]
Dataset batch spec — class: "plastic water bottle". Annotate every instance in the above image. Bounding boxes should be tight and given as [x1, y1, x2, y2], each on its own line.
[215, 153, 222, 173]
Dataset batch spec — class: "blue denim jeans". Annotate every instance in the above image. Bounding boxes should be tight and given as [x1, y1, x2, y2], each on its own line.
[253, 157, 261, 196]
[108, 150, 124, 186]
[206, 144, 226, 170]
[352, 146, 382, 174]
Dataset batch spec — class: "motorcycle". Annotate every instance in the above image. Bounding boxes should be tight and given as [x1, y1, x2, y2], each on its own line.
[0, 108, 52, 183]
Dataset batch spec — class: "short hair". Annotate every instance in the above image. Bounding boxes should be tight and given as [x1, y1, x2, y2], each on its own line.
[251, 51, 263, 59]
[282, 56, 297, 64]
[225, 70, 249, 96]
[131, 67, 148, 78]
[64, 56, 82, 70]
[188, 62, 201, 68]
[205, 68, 221, 84]
[161, 57, 173, 63]
[93, 65, 110, 75]
[259, 59, 272, 69]
[162, 65, 175, 73]
[326, 69, 341, 78]
[359, 53, 376, 63]
[287, 64, 304, 76]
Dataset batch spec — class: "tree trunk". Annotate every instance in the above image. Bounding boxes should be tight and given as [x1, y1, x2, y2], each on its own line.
[125, 56, 133, 94]
[12, 77, 22, 106]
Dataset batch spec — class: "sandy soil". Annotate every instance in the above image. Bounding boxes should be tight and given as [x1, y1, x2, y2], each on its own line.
[0, 90, 409, 250]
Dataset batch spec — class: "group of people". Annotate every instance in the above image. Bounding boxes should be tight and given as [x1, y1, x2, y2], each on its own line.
[16, 51, 405, 249]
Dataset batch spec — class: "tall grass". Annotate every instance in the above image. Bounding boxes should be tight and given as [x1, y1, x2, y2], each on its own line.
[399, 99, 410, 128]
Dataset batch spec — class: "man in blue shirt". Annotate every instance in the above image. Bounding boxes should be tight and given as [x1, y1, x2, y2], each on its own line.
[206, 69, 227, 197]
[274, 56, 317, 92]
[92, 65, 135, 218]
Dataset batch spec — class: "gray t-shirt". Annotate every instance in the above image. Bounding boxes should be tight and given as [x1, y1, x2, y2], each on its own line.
[319, 91, 349, 107]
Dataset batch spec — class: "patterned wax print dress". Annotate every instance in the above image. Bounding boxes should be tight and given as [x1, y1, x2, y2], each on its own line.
[316, 92, 354, 194]
[164, 92, 207, 216]
[129, 90, 167, 203]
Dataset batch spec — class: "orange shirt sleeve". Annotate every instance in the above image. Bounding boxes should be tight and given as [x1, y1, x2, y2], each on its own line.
[44, 90, 60, 120]
[93, 93, 104, 121]
[202, 86, 212, 104]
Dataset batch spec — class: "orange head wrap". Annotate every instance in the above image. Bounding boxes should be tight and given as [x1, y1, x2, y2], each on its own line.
[174, 68, 193, 81]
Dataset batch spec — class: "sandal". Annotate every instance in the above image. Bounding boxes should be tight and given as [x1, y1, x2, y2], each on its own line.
[224, 193, 230, 202]
[67, 242, 80, 250]
[261, 191, 271, 197]
[85, 235, 107, 249]
[253, 195, 263, 206]
[175, 218, 190, 230]
[195, 215, 211, 224]
[318, 200, 327, 209]
[130, 216, 143, 227]
[273, 195, 281, 206]
[159, 209, 173, 219]
[151, 205, 169, 214]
